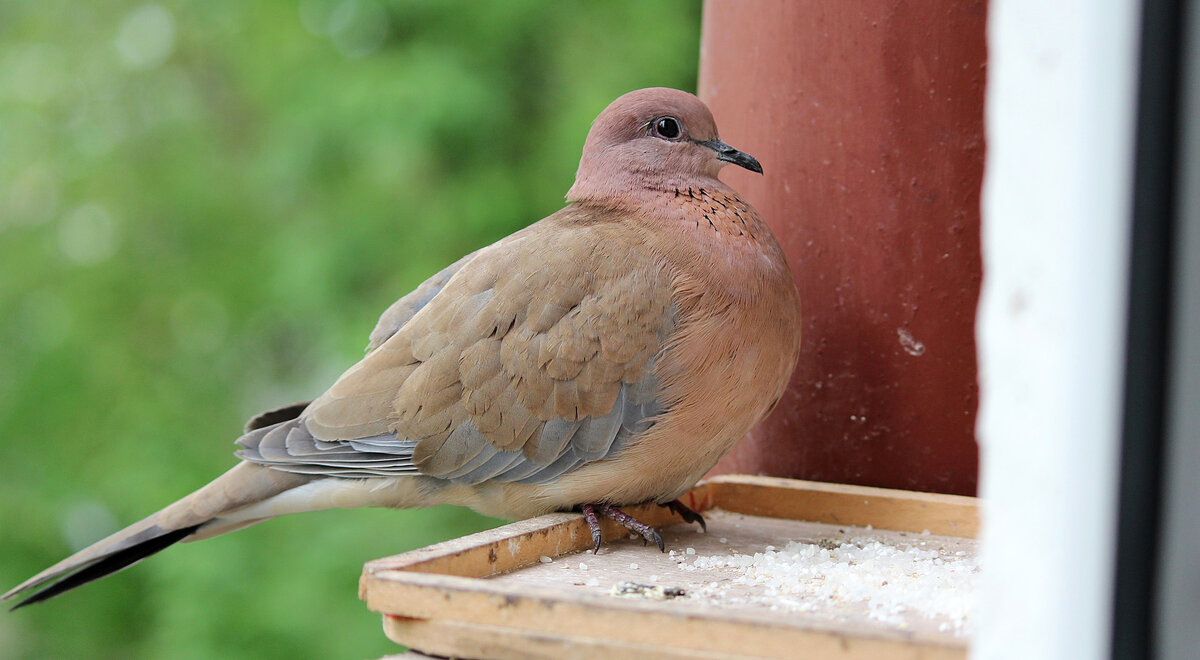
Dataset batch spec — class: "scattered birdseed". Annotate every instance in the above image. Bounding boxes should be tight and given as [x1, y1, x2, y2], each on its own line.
[678, 536, 978, 636]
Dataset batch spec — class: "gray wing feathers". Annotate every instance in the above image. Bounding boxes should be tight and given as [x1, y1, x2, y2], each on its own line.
[448, 450, 526, 483]
[503, 371, 662, 486]
[566, 386, 627, 460]
[417, 421, 492, 477]
[235, 373, 661, 485]
[527, 418, 581, 465]
[235, 420, 419, 477]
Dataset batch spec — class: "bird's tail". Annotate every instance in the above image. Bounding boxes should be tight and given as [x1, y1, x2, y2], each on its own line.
[3, 462, 312, 609]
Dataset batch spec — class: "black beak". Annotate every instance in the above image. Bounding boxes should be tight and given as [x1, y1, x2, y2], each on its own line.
[695, 138, 763, 175]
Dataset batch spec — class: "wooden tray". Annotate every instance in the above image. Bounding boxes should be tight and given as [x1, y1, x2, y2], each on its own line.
[360, 475, 979, 660]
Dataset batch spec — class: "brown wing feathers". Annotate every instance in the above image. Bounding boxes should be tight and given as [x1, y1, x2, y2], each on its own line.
[234, 217, 673, 487]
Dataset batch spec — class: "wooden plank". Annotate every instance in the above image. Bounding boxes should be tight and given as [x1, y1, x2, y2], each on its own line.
[701, 475, 979, 537]
[363, 571, 964, 660]
[383, 617, 761, 660]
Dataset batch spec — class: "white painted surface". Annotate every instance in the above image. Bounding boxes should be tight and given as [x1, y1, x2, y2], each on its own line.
[975, 2, 1140, 659]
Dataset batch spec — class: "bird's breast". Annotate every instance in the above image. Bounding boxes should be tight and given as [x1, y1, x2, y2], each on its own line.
[529, 195, 801, 509]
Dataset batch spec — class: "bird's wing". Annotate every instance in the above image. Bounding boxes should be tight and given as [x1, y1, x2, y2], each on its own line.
[364, 250, 479, 353]
[236, 214, 676, 486]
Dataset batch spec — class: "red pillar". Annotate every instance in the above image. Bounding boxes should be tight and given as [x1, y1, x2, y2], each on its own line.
[700, 1, 987, 495]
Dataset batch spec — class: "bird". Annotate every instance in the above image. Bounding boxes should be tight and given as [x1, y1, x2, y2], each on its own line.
[4, 87, 801, 609]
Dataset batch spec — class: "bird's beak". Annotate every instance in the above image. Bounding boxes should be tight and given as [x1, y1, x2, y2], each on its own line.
[695, 138, 763, 175]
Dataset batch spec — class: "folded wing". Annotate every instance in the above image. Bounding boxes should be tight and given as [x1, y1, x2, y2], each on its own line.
[237, 214, 675, 487]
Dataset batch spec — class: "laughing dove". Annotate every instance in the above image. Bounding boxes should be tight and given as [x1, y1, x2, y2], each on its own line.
[5, 87, 801, 608]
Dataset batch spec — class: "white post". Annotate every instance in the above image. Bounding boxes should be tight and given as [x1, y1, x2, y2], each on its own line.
[975, 1, 1141, 658]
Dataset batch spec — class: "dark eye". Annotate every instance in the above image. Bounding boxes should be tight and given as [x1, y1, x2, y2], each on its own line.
[651, 116, 682, 140]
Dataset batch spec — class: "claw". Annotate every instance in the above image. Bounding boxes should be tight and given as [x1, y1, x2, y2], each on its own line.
[578, 502, 666, 553]
[599, 504, 665, 552]
[581, 503, 603, 554]
[663, 499, 707, 532]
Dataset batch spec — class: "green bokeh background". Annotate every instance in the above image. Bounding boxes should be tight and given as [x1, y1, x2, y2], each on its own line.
[0, 1, 701, 657]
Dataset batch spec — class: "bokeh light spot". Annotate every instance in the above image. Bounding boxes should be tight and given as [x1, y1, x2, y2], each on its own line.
[58, 203, 119, 265]
[328, 0, 389, 58]
[60, 501, 119, 552]
[116, 4, 177, 71]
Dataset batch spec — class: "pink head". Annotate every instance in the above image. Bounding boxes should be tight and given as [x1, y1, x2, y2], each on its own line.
[566, 88, 762, 206]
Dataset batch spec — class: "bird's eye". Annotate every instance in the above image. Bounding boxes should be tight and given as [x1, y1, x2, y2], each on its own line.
[651, 116, 683, 140]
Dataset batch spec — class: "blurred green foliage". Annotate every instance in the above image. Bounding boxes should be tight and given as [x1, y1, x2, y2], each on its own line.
[0, 1, 701, 657]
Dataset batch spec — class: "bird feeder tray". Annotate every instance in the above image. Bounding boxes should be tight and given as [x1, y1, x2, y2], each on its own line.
[359, 475, 978, 659]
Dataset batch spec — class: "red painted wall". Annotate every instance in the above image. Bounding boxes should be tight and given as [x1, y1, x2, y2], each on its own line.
[700, 1, 986, 495]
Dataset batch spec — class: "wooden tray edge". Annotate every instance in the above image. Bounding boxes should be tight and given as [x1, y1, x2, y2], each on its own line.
[699, 475, 979, 538]
[365, 572, 966, 659]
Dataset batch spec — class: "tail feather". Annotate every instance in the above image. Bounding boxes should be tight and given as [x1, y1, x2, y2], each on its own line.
[9, 523, 202, 610]
[4, 461, 313, 607]
[3, 515, 197, 605]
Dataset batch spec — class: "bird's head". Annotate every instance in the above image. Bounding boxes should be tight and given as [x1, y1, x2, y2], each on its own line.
[567, 87, 762, 205]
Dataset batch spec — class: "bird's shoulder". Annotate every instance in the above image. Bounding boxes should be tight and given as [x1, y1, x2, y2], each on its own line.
[364, 204, 661, 352]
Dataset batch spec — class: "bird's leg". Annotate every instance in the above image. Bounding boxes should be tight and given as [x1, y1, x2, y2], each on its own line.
[597, 504, 665, 552]
[661, 499, 707, 532]
[579, 502, 668, 554]
[581, 503, 603, 554]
